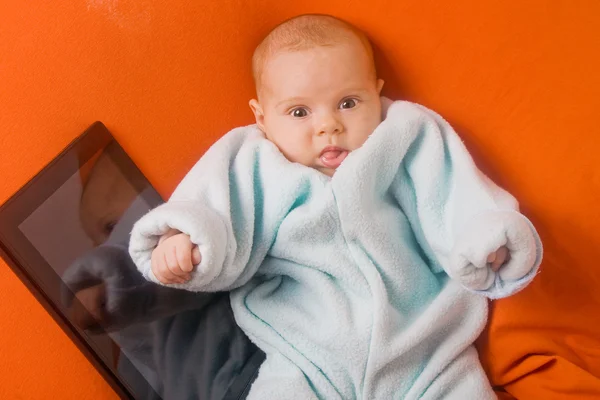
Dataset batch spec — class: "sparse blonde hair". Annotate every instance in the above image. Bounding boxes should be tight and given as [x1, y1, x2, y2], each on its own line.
[252, 14, 376, 96]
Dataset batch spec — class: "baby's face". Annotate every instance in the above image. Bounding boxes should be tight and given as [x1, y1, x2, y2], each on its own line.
[250, 41, 384, 176]
[80, 151, 138, 246]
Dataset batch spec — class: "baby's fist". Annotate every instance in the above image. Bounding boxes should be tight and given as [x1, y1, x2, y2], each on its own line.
[451, 210, 539, 293]
[151, 232, 202, 285]
[487, 246, 510, 272]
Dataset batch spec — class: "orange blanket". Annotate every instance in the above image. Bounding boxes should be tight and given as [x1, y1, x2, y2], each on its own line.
[479, 248, 600, 399]
[1, 0, 598, 398]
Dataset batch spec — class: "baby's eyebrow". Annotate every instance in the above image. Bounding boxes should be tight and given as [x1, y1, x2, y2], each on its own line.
[342, 88, 369, 96]
[275, 97, 306, 109]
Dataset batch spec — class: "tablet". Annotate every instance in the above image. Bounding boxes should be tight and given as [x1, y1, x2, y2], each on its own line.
[0, 122, 263, 399]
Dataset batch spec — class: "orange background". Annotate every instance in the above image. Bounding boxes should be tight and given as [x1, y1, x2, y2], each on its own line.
[1, 0, 599, 398]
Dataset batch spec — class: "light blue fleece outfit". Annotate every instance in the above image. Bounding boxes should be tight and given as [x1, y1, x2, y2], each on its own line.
[129, 100, 542, 399]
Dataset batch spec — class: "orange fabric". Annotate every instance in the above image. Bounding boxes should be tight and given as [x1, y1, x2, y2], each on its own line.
[1, 0, 599, 397]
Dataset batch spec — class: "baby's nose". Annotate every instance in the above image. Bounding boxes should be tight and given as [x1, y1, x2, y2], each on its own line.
[316, 113, 343, 136]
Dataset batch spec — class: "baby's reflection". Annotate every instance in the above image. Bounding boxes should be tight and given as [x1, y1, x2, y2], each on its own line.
[79, 141, 140, 246]
[61, 142, 261, 399]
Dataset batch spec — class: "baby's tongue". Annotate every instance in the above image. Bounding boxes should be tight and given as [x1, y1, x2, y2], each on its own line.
[320, 149, 348, 169]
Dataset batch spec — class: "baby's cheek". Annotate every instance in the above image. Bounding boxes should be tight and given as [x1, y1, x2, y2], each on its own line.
[266, 120, 315, 166]
[288, 143, 313, 165]
[291, 139, 315, 166]
[273, 139, 303, 163]
[348, 110, 381, 143]
[349, 126, 375, 149]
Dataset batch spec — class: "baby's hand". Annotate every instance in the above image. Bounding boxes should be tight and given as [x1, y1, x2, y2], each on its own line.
[151, 232, 202, 284]
[451, 211, 539, 293]
[487, 246, 510, 272]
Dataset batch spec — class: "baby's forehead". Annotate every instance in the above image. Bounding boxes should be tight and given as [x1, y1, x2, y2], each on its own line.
[258, 42, 375, 92]
[268, 28, 368, 60]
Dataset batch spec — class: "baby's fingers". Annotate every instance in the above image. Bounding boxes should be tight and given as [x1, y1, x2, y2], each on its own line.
[175, 243, 196, 275]
[153, 250, 185, 284]
[164, 246, 190, 280]
[192, 246, 202, 266]
[489, 247, 510, 272]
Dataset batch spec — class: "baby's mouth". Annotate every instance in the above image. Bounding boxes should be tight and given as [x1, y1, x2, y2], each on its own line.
[320, 146, 349, 169]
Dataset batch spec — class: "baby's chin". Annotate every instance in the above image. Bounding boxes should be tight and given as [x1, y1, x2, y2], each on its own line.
[317, 167, 336, 177]
[314, 162, 343, 177]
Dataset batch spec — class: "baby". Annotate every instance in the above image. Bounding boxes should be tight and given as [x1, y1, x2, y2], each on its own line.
[129, 14, 542, 399]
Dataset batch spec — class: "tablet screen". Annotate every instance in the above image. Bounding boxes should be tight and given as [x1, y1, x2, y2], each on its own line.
[0, 122, 263, 399]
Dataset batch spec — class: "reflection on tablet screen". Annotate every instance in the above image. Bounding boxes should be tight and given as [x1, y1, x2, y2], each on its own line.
[19, 142, 143, 274]
[0, 123, 263, 400]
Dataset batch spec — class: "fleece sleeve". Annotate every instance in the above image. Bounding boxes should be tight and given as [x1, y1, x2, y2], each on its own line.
[128, 126, 308, 292]
[391, 102, 543, 299]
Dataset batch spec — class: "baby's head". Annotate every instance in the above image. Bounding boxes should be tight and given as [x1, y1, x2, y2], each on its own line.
[79, 143, 139, 246]
[249, 14, 384, 176]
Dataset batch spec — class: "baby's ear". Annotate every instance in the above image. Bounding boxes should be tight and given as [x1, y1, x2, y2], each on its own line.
[380, 95, 393, 118]
[376, 79, 385, 94]
[249, 99, 266, 132]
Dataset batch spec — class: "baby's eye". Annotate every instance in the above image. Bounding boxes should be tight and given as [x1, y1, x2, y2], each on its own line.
[104, 221, 116, 235]
[291, 108, 308, 118]
[340, 98, 357, 109]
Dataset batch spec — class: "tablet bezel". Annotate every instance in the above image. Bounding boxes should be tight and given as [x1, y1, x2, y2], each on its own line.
[0, 122, 159, 399]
